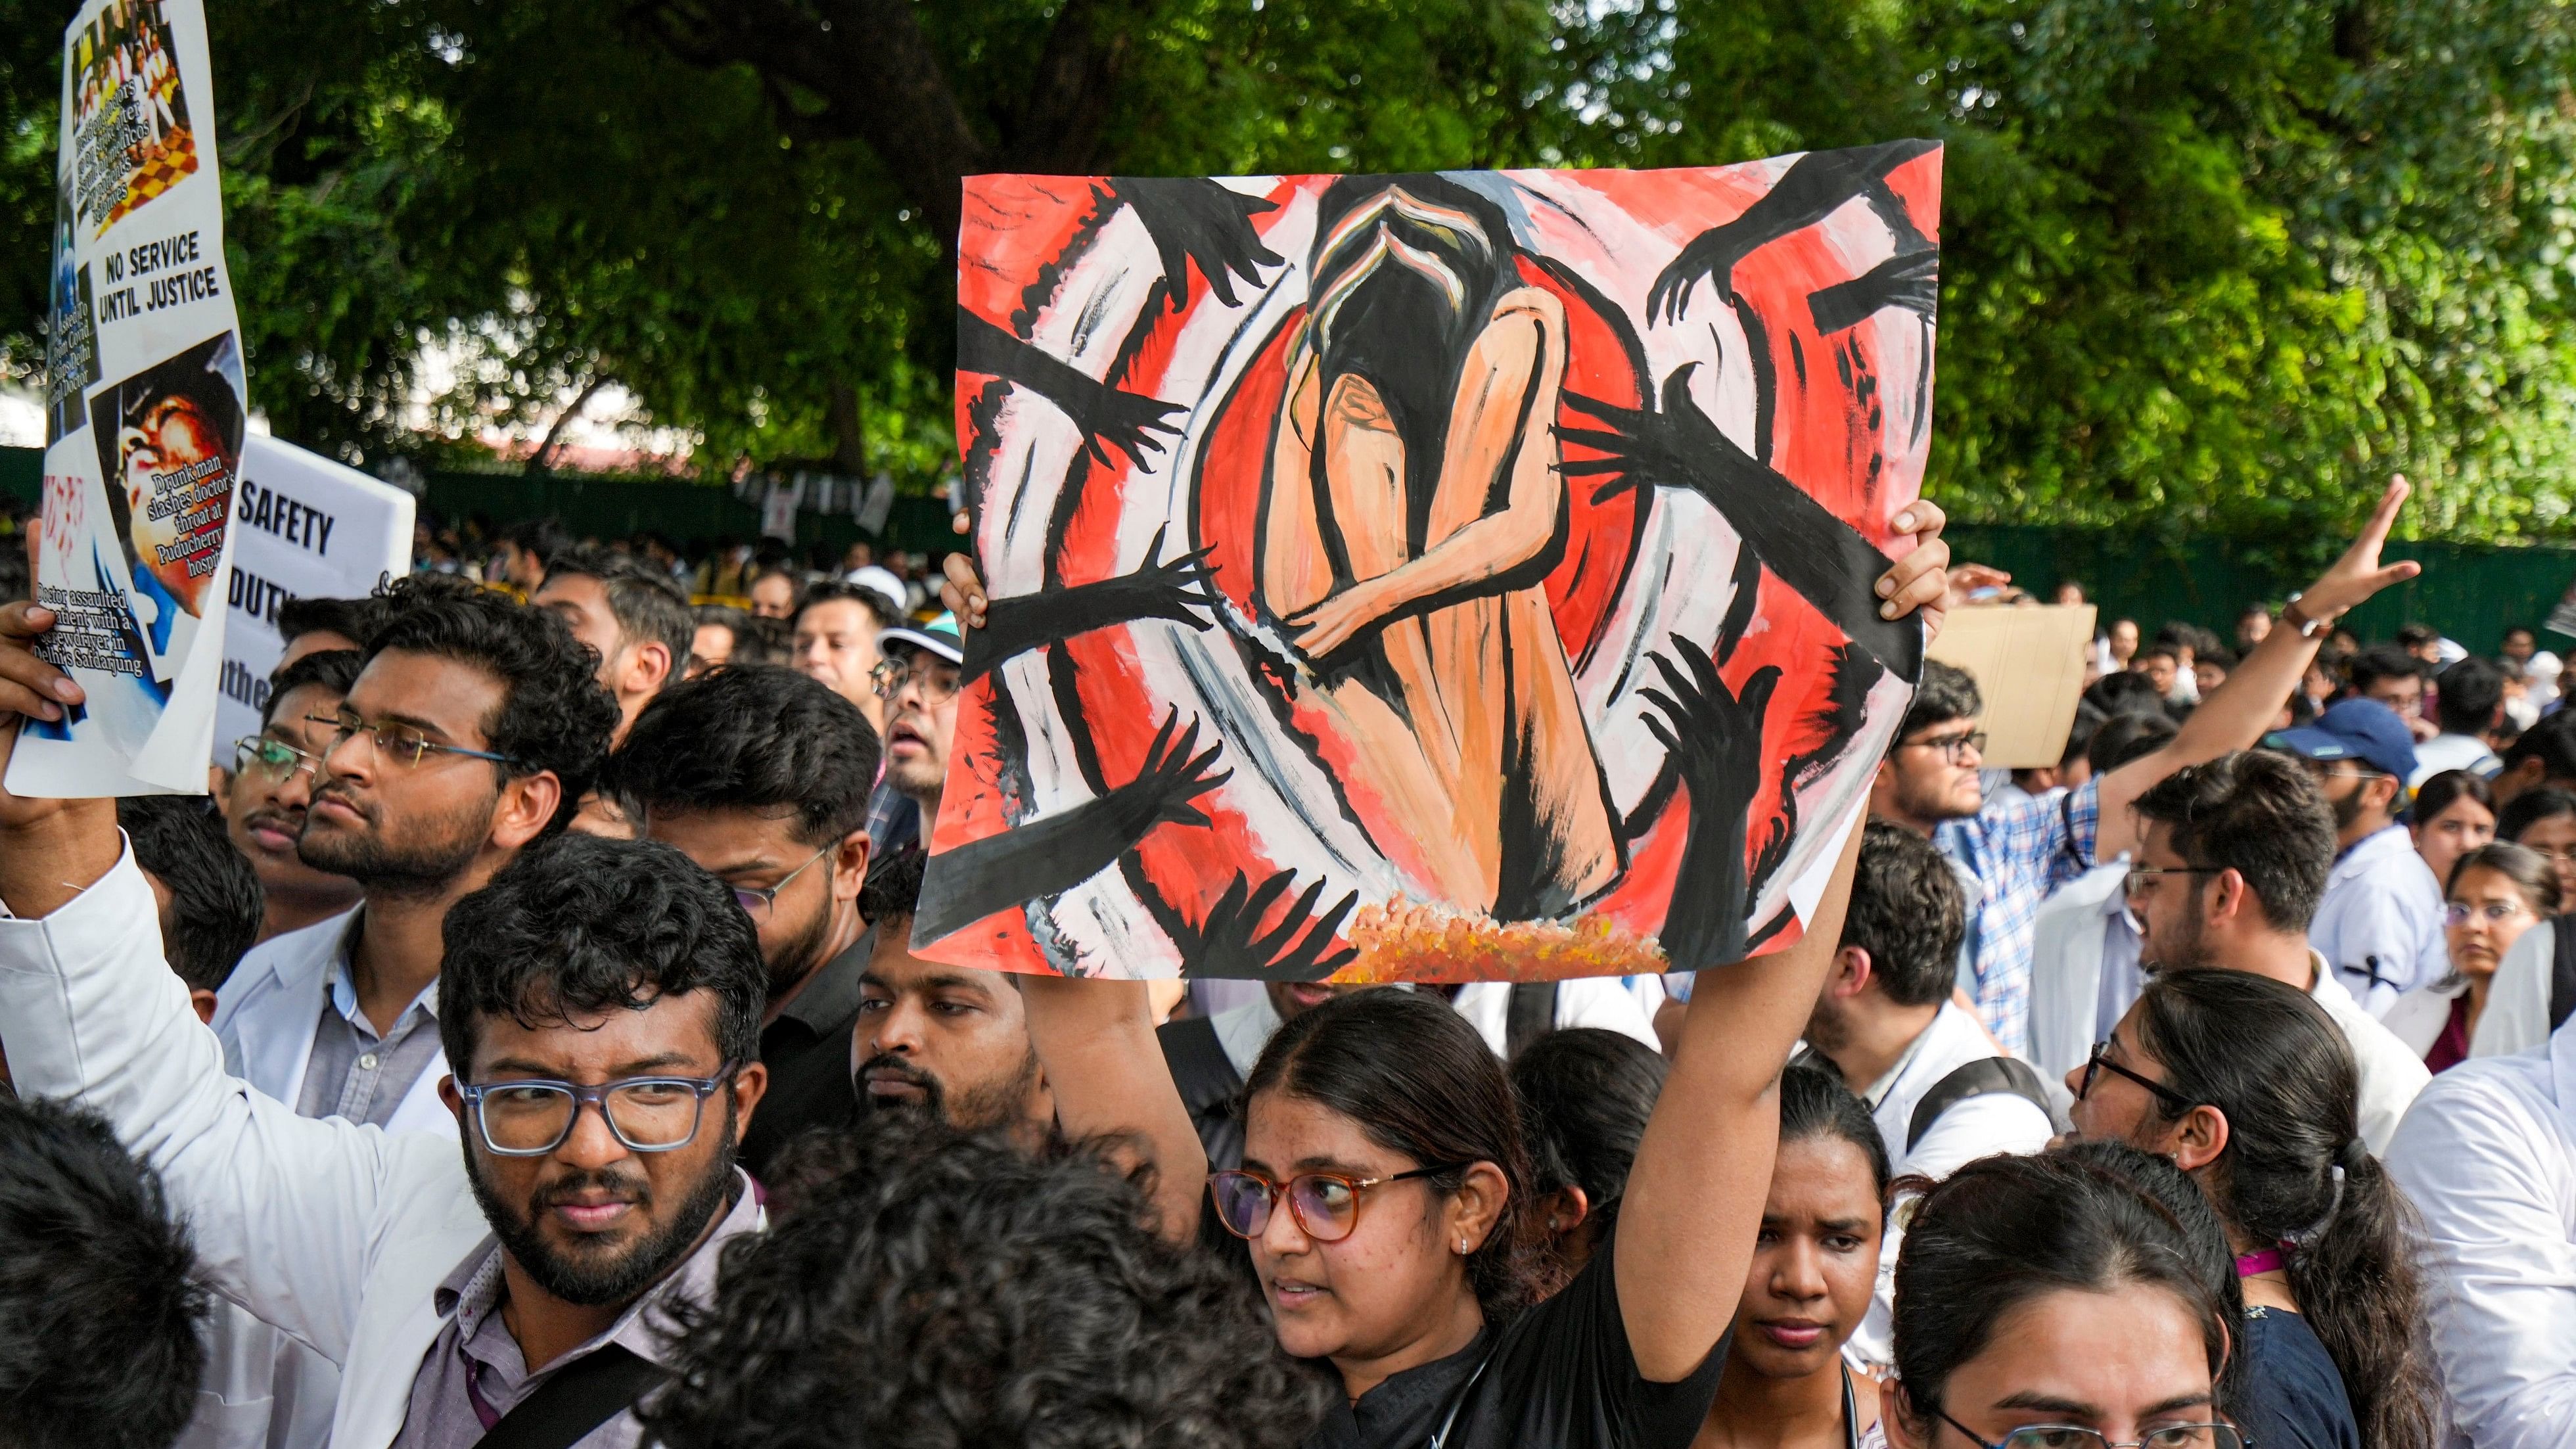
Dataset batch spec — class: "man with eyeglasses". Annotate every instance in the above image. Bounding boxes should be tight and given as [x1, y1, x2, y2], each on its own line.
[604, 664, 880, 1175]
[2123, 750, 2427, 1151]
[1866, 480, 2424, 1055]
[219, 647, 363, 942]
[0, 664, 770, 1449]
[2268, 696, 2445, 1015]
[860, 612, 964, 857]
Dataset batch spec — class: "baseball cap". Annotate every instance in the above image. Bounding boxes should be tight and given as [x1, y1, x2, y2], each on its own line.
[879, 610, 963, 666]
[2267, 697, 2418, 783]
[842, 564, 907, 618]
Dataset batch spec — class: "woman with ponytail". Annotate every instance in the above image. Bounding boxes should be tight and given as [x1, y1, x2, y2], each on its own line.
[2065, 968, 2439, 1449]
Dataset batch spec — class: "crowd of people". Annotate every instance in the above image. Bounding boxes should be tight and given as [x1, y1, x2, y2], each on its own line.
[0, 479, 2571, 1449]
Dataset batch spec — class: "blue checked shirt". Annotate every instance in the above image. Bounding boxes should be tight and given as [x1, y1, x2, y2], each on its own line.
[1934, 779, 2102, 1055]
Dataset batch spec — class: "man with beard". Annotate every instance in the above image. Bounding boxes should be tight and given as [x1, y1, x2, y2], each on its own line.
[0, 686, 769, 1449]
[2124, 749, 2428, 1151]
[211, 576, 618, 1141]
[850, 848, 1053, 1143]
[532, 547, 695, 746]
[1865, 479, 2424, 1054]
[605, 664, 879, 1174]
[219, 648, 363, 942]
[2270, 697, 2448, 1013]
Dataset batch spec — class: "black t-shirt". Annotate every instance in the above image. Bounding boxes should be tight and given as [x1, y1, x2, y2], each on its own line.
[739, 929, 870, 1178]
[1302, 1237, 1729, 1449]
[2236, 1307, 2358, 1449]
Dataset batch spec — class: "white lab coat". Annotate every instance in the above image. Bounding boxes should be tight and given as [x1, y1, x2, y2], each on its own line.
[212, 908, 456, 1139]
[1447, 978, 1662, 1057]
[2027, 860, 2138, 1101]
[2305, 952, 2431, 1155]
[2381, 975, 2470, 1060]
[2471, 924, 2562, 1059]
[2385, 1015, 2576, 1448]
[0, 851, 495, 1449]
[182, 908, 455, 1449]
[2309, 825, 2449, 1015]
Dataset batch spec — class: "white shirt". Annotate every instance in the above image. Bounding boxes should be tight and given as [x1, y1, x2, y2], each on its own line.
[2306, 952, 2432, 1154]
[2411, 731, 2500, 786]
[1841, 1000, 2057, 1373]
[2309, 823, 2449, 1014]
[2381, 974, 2470, 1059]
[2027, 860, 2140, 1098]
[2385, 1015, 2576, 1448]
[2474, 924, 2561, 1059]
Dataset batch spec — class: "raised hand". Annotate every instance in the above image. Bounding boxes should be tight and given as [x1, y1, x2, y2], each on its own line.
[963, 525, 1223, 681]
[1644, 139, 1940, 325]
[1073, 384, 1188, 472]
[1160, 867, 1360, 979]
[1637, 639, 1783, 971]
[1807, 250, 1939, 334]
[1110, 176, 1285, 312]
[2293, 475, 2422, 621]
[1105, 709, 1233, 837]
[956, 311, 1186, 472]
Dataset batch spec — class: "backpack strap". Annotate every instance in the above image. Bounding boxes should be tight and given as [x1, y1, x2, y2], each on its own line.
[1907, 1056, 2054, 1155]
[2551, 915, 2576, 1032]
[1505, 982, 1556, 1059]
[474, 1343, 669, 1449]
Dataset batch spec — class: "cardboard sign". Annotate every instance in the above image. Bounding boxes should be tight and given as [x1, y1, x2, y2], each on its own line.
[1925, 605, 2098, 769]
[211, 436, 415, 759]
[12, 0, 243, 797]
[920, 149, 1946, 981]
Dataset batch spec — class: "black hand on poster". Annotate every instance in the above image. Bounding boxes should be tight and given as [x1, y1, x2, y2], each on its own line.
[911, 710, 1233, 946]
[955, 311, 1185, 470]
[1644, 139, 1941, 324]
[963, 526, 1221, 681]
[1559, 365, 1923, 683]
[1108, 177, 1285, 311]
[1157, 867, 1361, 979]
[1807, 250, 1939, 334]
[1638, 643, 1782, 971]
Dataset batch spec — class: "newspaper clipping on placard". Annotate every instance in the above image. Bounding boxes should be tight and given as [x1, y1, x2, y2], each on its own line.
[213, 437, 415, 761]
[12, 0, 243, 798]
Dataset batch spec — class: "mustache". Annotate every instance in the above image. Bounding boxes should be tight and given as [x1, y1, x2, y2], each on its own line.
[241, 804, 306, 836]
[531, 1167, 652, 1212]
[310, 777, 378, 824]
[858, 1053, 934, 1090]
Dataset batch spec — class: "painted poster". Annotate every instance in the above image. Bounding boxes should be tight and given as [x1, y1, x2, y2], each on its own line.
[920, 147, 1941, 981]
[214, 436, 416, 760]
[11, 0, 242, 798]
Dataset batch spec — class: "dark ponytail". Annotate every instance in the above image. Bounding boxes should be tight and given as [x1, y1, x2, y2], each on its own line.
[1511, 1028, 1668, 1243]
[1891, 1153, 2228, 1431]
[2133, 971, 2439, 1449]
[1249, 989, 1551, 1314]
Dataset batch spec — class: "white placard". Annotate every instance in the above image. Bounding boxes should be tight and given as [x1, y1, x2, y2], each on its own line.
[12, 0, 244, 797]
[211, 436, 414, 759]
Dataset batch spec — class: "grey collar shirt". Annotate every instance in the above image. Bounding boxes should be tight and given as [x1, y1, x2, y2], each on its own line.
[294, 914, 446, 1129]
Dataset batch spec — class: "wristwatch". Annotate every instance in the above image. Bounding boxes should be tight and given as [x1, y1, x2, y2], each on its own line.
[2281, 593, 2332, 639]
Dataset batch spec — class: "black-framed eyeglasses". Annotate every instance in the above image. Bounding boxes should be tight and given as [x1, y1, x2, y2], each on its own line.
[869, 655, 961, 704]
[1937, 1412, 2243, 1449]
[1208, 1162, 1471, 1243]
[729, 844, 836, 921]
[233, 734, 323, 783]
[309, 710, 525, 770]
[2079, 1040, 2199, 1115]
[455, 1063, 739, 1156]
[2124, 865, 2220, 898]
[1902, 729, 1987, 764]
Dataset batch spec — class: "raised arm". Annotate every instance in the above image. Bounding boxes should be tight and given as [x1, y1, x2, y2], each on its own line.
[2093, 476, 2419, 860]
[1617, 820, 1862, 1381]
[0, 588, 415, 1364]
[1021, 973, 1209, 1242]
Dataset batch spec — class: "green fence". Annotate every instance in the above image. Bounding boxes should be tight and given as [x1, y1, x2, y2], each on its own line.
[7, 445, 2570, 650]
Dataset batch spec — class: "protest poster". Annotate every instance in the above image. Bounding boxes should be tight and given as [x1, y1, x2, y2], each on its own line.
[1925, 605, 2097, 769]
[918, 148, 1942, 982]
[12, 0, 243, 798]
[212, 436, 416, 760]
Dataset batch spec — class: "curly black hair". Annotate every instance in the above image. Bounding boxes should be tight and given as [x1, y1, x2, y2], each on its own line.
[0, 1095, 210, 1449]
[608, 665, 881, 848]
[274, 593, 385, 652]
[363, 574, 620, 835]
[438, 833, 766, 1076]
[116, 796, 263, 994]
[543, 545, 697, 678]
[1843, 819, 1966, 1007]
[1893, 658, 1981, 743]
[638, 1119, 1330, 1449]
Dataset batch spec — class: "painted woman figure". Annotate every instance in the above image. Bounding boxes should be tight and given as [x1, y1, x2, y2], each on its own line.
[1256, 174, 1619, 923]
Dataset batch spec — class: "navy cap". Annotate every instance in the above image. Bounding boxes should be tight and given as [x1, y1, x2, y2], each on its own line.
[2267, 697, 2418, 783]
